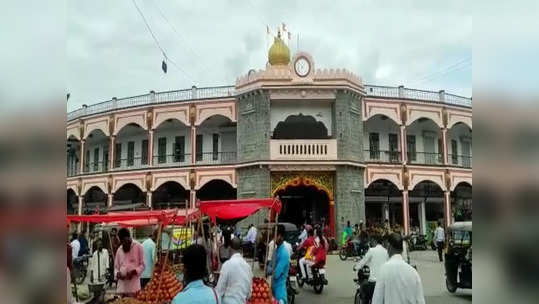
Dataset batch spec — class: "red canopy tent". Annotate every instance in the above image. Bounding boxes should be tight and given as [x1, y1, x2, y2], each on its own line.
[66, 209, 198, 227]
[198, 197, 282, 222]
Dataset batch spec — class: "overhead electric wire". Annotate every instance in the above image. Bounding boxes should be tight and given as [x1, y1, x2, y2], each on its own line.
[409, 57, 471, 85]
[150, 0, 213, 77]
[130, 0, 194, 81]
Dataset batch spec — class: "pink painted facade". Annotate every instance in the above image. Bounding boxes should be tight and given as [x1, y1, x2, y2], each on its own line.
[67, 55, 471, 235]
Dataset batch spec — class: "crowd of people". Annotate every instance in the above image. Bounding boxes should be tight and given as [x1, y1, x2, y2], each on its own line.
[68, 218, 444, 304]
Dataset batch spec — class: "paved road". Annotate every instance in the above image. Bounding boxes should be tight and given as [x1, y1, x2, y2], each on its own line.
[290, 250, 472, 304]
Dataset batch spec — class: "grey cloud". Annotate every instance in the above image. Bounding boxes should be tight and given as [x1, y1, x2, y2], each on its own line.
[66, 0, 473, 111]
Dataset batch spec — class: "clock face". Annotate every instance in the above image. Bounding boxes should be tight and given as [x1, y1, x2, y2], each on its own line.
[295, 57, 310, 77]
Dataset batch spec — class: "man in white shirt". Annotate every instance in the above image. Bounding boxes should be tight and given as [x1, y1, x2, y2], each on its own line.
[372, 233, 425, 304]
[353, 235, 389, 302]
[216, 238, 253, 304]
[141, 230, 157, 288]
[245, 224, 257, 244]
[70, 233, 81, 261]
[298, 225, 307, 244]
[434, 221, 445, 262]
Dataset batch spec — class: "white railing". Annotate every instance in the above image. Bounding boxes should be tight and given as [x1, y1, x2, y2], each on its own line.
[67, 84, 471, 122]
[67, 85, 235, 121]
[270, 139, 337, 160]
[364, 85, 472, 108]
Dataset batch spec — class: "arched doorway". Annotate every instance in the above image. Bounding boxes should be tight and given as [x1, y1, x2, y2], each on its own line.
[83, 186, 107, 214]
[365, 179, 402, 229]
[153, 181, 189, 209]
[273, 113, 329, 139]
[452, 182, 472, 221]
[113, 183, 146, 210]
[67, 189, 78, 214]
[271, 173, 335, 236]
[197, 180, 237, 201]
[276, 185, 329, 228]
[410, 181, 444, 235]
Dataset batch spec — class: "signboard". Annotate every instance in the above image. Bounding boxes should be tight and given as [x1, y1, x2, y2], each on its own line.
[171, 227, 192, 250]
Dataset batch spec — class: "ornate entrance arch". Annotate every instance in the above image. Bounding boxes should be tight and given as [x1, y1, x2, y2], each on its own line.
[271, 172, 336, 236]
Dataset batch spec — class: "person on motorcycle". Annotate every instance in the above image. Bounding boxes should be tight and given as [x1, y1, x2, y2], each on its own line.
[302, 229, 327, 283]
[298, 229, 315, 251]
[342, 221, 353, 246]
[353, 234, 389, 302]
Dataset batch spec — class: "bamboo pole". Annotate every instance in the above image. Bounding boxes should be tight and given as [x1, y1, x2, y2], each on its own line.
[269, 213, 280, 288]
[263, 211, 272, 278]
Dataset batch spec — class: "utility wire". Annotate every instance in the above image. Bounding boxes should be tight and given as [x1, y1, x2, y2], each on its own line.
[410, 57, 471, 85]
[130, 0, 194, 81]
[150, 0, 212, 77]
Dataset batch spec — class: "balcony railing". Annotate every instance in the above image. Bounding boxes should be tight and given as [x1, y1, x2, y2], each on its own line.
[364, 150, 401, 163]
[196, 152, 237, 165]
[408, 152, 443, 165]
[83, 161, 108, 174]
[364, 85, 472, 108]
[67, 84, 471, 122]
[67, 85, 235, 121]
[67, 166, 79, 177]
[449, 154, 472, 168]
[153, 154, 192, 167]
[113, 157, 149, 170]
[270, 139, 337, 160]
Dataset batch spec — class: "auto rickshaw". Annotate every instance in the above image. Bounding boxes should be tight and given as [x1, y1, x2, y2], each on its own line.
[444, 221, 472, 293]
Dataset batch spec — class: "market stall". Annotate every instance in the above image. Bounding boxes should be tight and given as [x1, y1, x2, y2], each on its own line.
[198, 197, 282, 304]
[67, 208, 199, 304]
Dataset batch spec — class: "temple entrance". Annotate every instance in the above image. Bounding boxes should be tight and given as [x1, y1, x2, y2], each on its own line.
[276, 185, 330, 228]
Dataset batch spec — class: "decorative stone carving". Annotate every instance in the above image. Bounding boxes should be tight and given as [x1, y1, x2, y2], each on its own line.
[189, 170, 196, 189]
[189, 104, 196, 125]
[442, 107, 448, 128]
[108, 117, 115, 136]
[444, 169, 451, 191]
[400, 103, 407, 125]
[145, 173, 153, 192]
[271, 172, 334, 200]
[402, 166, 410, 190]
[146, 109, 154, 130]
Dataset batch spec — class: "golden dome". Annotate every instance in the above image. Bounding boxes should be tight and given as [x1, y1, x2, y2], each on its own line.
[268, 35, 290, 66]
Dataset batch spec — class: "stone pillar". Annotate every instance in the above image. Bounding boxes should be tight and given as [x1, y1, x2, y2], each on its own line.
[148, 130, 154, 166]
[419, 200, 427, 235]
[442, 128, 448, 165]
[400, 125, 407, 164]
[402, 190, 410, 235]
[329, 200, 335, 237]
[190, 190, 197, 209]
[444, 191, 451, 228]
[335, 166, 364, 239]
[109, 136, 115, 170]
[80, 139, 86, 173]
[191, 126, 197, 164]
[108, 193, 113, 207]
[398, 85, 405, 98]
[78, 195, 84, 215]
[146, 191, 152, 209]
[237, 166, 271, 226]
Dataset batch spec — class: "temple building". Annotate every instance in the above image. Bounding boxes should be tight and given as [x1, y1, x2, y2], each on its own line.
[67, 33, 472, 238]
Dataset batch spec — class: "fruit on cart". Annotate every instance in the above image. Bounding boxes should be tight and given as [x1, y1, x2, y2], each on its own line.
[247, 277, 274, 304]
[136, 263, 183, 303]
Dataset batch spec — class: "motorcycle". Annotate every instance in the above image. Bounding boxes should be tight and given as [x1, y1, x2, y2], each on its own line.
[72, 254, 91, 285]
[353, 266, 371, 304]
[407, 234, 428, 251]
[292, 248, 328, 294]
[287, 261, 299, 304]
[339, 240, 368, 261]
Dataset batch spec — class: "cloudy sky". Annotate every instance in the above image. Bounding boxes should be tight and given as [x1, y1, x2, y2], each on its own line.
[67, 0, 472, 112]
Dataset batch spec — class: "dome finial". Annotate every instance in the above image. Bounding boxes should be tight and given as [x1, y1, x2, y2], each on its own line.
[268, 30, 290, 66]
